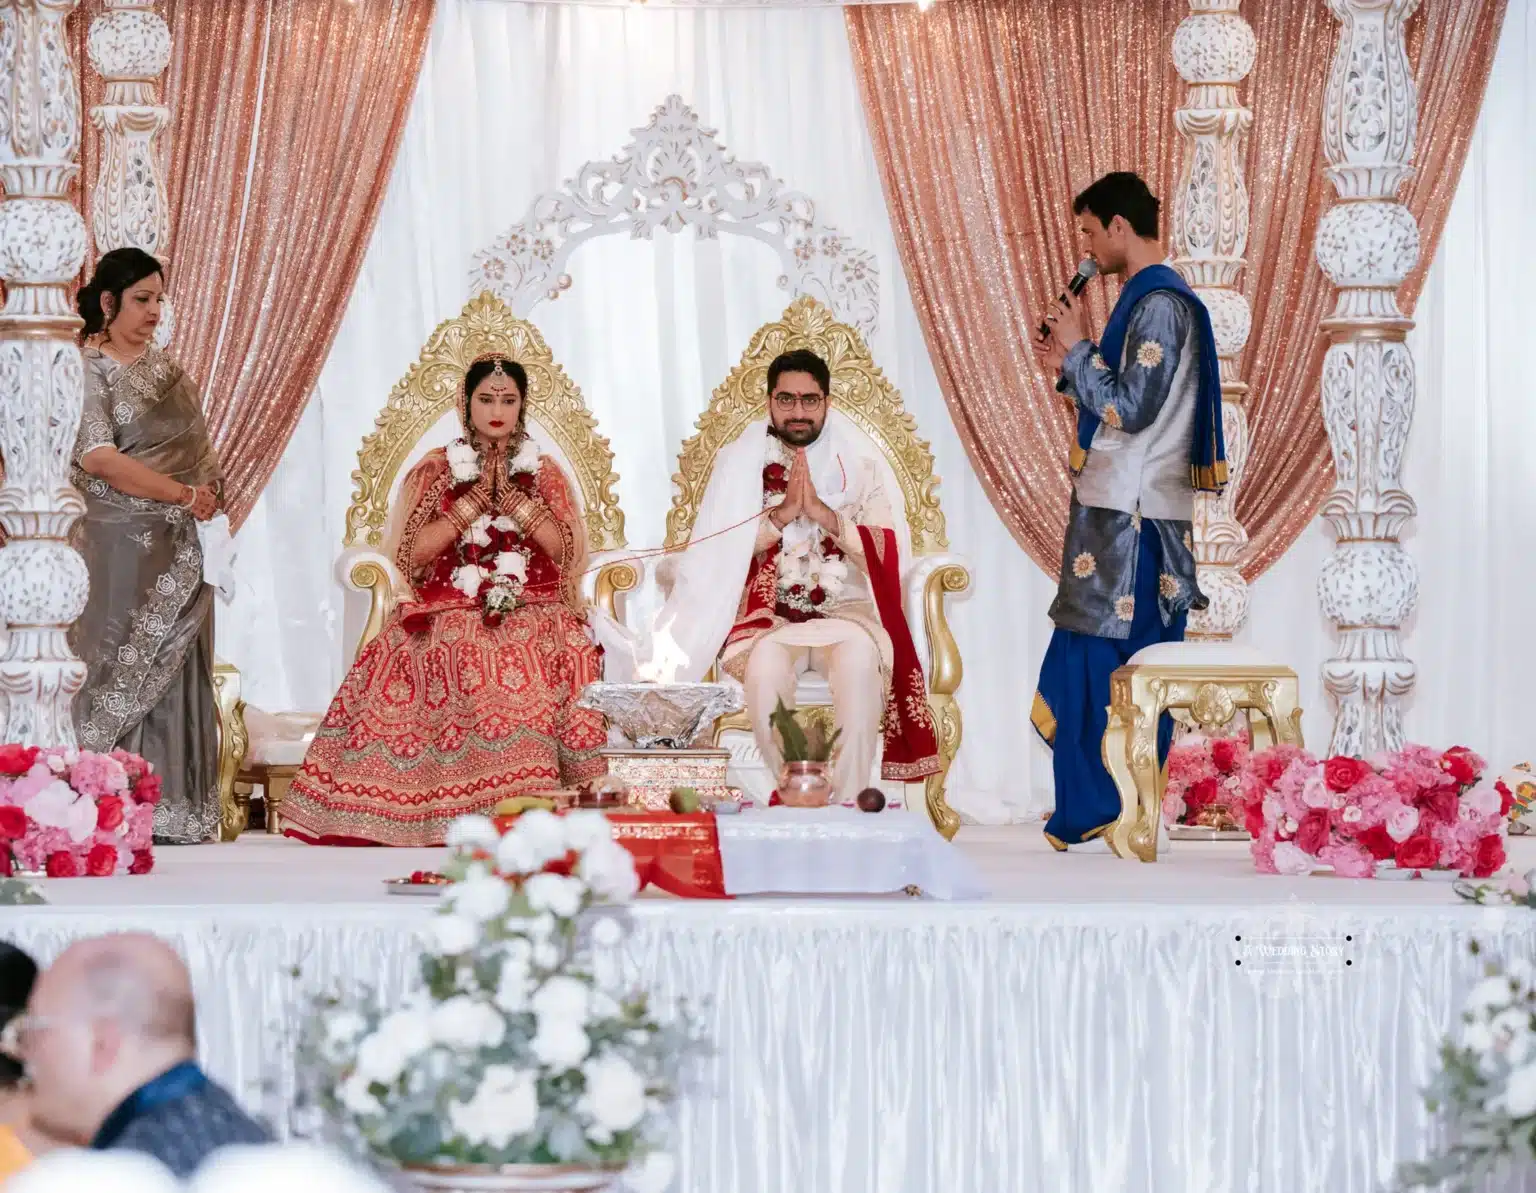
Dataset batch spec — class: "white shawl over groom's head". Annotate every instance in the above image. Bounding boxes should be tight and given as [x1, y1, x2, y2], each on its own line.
[650, 414, 869, 683]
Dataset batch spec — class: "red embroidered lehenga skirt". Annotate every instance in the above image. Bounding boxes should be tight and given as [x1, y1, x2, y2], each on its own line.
[282, 602, 606, 847]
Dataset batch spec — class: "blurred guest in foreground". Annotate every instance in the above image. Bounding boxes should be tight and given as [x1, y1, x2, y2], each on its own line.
[72, 248, 224, 845]
[0, 942, 59, 1180]
[15, 933, 268, 1176]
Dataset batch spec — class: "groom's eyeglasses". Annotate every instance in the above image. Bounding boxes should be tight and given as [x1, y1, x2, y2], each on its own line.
[771, 393, 825, 412]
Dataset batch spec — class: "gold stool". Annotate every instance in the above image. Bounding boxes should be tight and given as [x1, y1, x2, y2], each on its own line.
[1101, 644, 1304, 863]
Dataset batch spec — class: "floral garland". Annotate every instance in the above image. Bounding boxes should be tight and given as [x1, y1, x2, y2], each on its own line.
[446, 437, 540, 622]
[762, 434, 848, 618]
[1237, 743, 1508, 879]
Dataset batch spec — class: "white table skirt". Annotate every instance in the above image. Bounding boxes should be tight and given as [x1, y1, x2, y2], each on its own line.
[9, 899, 1536, 1193]
[715, 807, 988, 899]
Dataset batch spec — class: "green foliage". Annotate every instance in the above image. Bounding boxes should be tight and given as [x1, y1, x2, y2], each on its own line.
[770, 699, 840, 763]
[0, 879, 44, 905]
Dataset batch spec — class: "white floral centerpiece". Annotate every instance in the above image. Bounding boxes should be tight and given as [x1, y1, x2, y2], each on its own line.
[299, 811, 701, 1193]
[1398, 869, 1536, 1190]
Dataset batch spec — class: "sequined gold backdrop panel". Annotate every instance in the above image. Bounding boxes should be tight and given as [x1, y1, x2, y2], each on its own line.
[71, 0, 436, 529]
[845, 0, 1506, 581]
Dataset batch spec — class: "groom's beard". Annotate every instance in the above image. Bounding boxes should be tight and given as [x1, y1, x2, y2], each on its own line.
[770, 420, 822, 448]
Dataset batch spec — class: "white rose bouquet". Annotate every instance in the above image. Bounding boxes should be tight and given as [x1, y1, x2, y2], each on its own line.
[1399, 873, 1536, 1190]
[297, 811, 702, 1186]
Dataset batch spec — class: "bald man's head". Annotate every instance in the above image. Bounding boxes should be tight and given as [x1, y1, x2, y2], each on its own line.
[23, 934, 197, 1142]
[70, 934, 195, 1044]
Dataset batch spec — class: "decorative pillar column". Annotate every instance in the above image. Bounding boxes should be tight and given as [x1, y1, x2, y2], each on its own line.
[87, 0, 173, 345]
[1314, 0, 1422, 755]
[1170, 0, 1256, 640]
[0, 0, 92, 746]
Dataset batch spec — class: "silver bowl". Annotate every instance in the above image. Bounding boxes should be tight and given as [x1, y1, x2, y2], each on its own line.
[577, 681, 743, 749]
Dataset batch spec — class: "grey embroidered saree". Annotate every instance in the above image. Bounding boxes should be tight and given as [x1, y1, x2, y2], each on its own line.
[71, 346, 223, 844]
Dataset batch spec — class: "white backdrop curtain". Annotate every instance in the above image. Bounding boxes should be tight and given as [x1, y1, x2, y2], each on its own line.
[216, 0, 1536, 824]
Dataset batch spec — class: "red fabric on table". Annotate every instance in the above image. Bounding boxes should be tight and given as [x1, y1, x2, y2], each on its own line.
[494, 809, 729, 900]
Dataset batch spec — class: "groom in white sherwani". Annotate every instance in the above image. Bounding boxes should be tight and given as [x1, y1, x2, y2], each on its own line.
[655, 349, 940, 803]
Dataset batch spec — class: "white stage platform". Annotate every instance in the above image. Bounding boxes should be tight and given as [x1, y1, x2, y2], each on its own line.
[6, 829, 1536, 1193]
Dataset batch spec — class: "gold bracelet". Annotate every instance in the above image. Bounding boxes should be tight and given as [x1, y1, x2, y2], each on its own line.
[447, 498, 479, 534]
[520, 505, 551, 537]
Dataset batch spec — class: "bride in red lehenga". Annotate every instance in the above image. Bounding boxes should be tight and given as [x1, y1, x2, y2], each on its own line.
[283, 355, 607, 846]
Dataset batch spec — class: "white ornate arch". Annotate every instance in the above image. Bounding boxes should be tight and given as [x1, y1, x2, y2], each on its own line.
[467, 94, 880, 337]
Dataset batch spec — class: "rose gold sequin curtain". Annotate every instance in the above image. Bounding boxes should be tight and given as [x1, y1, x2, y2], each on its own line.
[846, 0, 1506, 581]
[69, 0, 435, 529]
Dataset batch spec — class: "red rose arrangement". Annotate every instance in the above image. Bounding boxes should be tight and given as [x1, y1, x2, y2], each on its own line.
[0, 745, 158, 878]
[1236, 743, 1504, 879]
[1161, 730, 1251, 832]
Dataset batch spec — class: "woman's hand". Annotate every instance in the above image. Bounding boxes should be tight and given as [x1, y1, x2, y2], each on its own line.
[189, 485, 218, 521]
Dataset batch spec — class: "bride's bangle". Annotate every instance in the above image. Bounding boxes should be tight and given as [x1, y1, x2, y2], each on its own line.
[178, 484, 196, 509]
[447, 496, 481, 534]
[520, 505, 551, 538]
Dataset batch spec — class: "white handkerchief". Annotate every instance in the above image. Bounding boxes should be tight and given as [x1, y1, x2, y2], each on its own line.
[197, 513, 238, 603]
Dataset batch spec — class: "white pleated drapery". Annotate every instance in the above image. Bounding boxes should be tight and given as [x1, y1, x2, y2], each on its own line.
[7, 899, 1535, 1193]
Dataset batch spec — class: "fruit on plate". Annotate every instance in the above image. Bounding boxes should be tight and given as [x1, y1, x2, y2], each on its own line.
[669, 787, 700, 814]
[407, 871, 449, 885]
[855, 787, 886, 813]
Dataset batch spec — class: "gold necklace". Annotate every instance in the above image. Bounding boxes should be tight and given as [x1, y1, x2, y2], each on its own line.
[100, 337, 149, 367]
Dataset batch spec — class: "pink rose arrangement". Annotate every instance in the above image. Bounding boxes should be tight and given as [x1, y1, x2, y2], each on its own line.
[1237, 742, 1508, 879]
[1161, 732, 1250, 831]
[0, 744, 157, 878]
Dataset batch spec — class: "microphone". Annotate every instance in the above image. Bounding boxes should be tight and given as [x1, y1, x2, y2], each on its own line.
[1037, 259, 1098, 339]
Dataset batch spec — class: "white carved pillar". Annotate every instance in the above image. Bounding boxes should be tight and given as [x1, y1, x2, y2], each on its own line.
[1314, 0, 1422, 755]
[1170, 0, 1256, 640]
[0, 0, 91, 746]
[87, 0, 173, 345]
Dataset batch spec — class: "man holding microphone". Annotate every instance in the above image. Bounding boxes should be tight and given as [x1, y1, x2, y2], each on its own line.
[1030, 171, 1227, 852]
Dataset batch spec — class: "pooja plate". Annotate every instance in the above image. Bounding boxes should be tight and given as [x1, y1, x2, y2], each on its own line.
[385, 872, 449, 896]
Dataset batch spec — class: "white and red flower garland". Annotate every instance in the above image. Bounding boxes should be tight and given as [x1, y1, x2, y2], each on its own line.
[0, 744, 158, 877]
[1237, 743, 1508, 879]
[446, 437, 539, 620]
[762, 434, 847, 615]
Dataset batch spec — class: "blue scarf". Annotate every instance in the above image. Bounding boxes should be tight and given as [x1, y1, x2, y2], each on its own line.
[1074, 263, 1227, 492]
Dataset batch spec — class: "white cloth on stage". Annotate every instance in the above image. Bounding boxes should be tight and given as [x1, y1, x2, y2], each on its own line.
[716, 807, 986, 899]
[742, 618, 883, 801]
[197, 514, 239, 603]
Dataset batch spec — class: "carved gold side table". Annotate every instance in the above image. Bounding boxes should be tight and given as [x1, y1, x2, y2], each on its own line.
[1102, 644, 1304, 863]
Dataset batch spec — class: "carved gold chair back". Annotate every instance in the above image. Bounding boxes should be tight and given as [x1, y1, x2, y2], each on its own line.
[341, 291, 635, 655]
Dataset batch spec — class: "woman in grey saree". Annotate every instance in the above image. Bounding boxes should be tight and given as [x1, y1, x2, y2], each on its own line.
[70, 249, 224, 844]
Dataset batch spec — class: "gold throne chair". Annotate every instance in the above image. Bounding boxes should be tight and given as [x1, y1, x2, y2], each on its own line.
[222, 292, 636, 835]
[660, 297, 970, 839]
